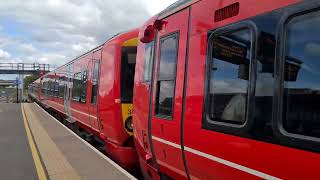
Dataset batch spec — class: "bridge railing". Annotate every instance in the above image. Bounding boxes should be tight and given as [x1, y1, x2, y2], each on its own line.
[0, 63, 50, 71]
[0, 63, 50, 74]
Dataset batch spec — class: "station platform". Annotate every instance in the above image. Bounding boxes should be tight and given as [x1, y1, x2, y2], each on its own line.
[0, 103, 136, 180]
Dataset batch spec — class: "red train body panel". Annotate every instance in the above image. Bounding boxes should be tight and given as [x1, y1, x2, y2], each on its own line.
[133, 0, 320, 179]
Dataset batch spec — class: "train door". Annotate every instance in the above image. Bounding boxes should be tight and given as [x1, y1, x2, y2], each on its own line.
[88, 52, 101, 133]
[64, 64, 73, 122]
[149, 9, 189, 179]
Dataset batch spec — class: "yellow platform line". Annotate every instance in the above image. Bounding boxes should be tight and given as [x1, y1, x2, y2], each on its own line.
[21, 103, 48, 180]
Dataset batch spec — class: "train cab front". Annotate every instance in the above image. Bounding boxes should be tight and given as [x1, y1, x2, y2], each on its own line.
[120, 38, 137, 137]
[104, 33, 140, 172]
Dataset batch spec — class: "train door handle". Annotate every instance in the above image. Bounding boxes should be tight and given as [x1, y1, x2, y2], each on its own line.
[142, 130, 148, 150]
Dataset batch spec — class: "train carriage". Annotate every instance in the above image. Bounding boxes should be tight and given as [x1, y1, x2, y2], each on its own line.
[133, 0, 320, 179]
[30, 29, 139, 170]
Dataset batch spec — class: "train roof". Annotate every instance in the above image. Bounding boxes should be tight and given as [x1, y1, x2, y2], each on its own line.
[158, 0, 200, 19]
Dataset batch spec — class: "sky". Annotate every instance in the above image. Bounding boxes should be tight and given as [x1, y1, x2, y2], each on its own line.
[0, 0, 177, 79]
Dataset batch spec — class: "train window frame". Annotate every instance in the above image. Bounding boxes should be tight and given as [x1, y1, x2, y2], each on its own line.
[154, 32, 180, 120]
[54, 81, 59, 97]
[91, 60, 100, 105]
[274, 5, 320, 145]
[80, 68, 88, 103]
[143, 41, 154, 82]
[202, 21, 258, 134]
[49, 80, 53, 96]
[72, 71, 82, 102]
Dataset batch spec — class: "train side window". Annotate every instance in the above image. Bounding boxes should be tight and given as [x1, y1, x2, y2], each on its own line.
[72, 72, 82, 102]
[91, 61, 100, 104]
[143, 42, 154, 82]
[58, 76, 65, 98]
[44, 81, 47, 95]
[282, 11, 320, 139]
[55, 81, 59, 97]
[52, 81, 56, 96]
[49, 81, 52, 96]
[50, 81, 54, 96]
[50, 81, 53, 96]
[80, 69, 88, 103]
[46, 81, 49, 95]
[155, 33, 179, 119]
[207, 28, 252, 125]
[44, 81, 48, 95]
[59, 84, 64, 98]
[41, 81, 45, 94]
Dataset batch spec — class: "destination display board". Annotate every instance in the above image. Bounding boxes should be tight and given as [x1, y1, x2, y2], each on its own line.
[213, 36, 248, 65]
[285, 56, 302, 82]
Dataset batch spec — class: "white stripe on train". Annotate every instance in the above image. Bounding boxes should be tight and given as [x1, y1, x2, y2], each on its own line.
[151, 136, 281, 180]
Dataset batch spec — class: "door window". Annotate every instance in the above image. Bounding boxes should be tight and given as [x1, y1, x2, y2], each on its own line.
[155, 33, 179, 118]
[91, 60, 100, 104]
[143, 42, 154, 82]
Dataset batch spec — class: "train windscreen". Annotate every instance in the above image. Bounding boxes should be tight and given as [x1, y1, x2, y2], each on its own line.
[121, 47, 137, 103]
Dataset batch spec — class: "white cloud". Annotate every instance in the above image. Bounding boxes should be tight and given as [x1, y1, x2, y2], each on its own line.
[71, 44, 83, 51]
[305, 42, 320, 57]
[0, 0, 178, 73]
[0, 49, 11, 59]
[20, 43, 37, 53]
[144, 0, 177, 15]
[0, 0, 151, 65]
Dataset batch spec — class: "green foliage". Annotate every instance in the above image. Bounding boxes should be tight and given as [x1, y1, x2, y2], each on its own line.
[24, 74, 39, 89]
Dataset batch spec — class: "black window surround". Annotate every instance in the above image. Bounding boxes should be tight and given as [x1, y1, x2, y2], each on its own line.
[142, 41, 154, 82]
[154, 32, 180, 120]
[274, 5, 320, 144]
[72, 68, 88, 103]
[202, 21, 258, 134]
[91, 60, 100, 104]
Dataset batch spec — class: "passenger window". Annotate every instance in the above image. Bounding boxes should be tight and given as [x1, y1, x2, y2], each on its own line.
[80, 69, 88, 103]
[51, 81, 55, 96]
[91, 61, 100, 104]
[49, 81, 54, 96]
[41, 82, 45, 94]
[72, 72, 82, 102]
[283, 11, 320, 138]
[72, 69, 88, 103]
[143, 42, 154, 82]
[44, 81, 47, 95]
[58, 76, 65, 98]
[208, 29, 252, 125]
[155, 33, 179, 118]
[55, 81, 59, 97]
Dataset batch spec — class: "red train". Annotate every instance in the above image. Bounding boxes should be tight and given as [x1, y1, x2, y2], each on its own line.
[29, 29, 139, 170]
[29, 0, 320, 179]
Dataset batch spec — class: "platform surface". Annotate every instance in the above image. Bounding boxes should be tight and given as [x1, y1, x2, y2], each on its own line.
[0, 103, 38, 180]
[0, 103, 136, 180]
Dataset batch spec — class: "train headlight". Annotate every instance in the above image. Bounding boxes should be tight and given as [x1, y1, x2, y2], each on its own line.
[125, 116, 133, 132]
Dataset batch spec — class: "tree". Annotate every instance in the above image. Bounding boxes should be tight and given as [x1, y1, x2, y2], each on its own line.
[24, 74, 39, 89]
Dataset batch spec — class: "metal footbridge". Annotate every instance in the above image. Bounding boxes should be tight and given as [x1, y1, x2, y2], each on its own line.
[0, 63, 50, 75]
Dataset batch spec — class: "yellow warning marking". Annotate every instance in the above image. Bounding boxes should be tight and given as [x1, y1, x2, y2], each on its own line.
[121, 103, 133, 135]
[21, 104, 47, 180]
[122, 37, 138, 47]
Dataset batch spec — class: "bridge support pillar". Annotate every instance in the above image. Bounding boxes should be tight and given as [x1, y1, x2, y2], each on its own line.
[19, 74, 24, 102]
